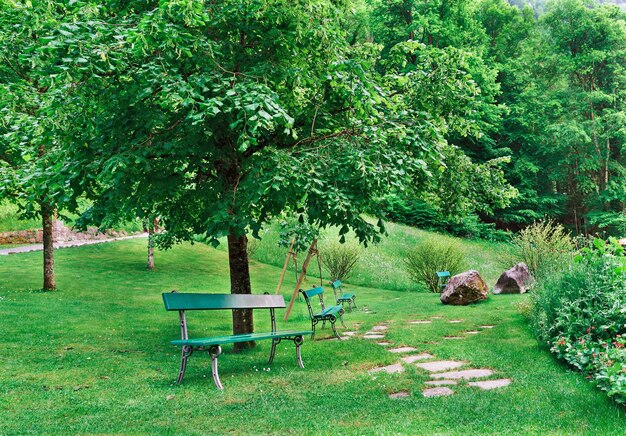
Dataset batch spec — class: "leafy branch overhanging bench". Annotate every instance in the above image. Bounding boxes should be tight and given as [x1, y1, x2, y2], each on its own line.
[162, 291, 312, 389]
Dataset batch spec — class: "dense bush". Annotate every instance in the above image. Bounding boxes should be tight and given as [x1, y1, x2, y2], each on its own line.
[322, 241, 361, 281]
[404, 237, 467, 292]
[503, 220, 574, 279]
[531, 238, 626, 404]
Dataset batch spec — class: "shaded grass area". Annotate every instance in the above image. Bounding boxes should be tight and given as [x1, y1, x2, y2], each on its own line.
[0, 239, 624, 434]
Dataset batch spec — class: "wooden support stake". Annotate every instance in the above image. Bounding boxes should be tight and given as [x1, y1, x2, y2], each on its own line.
[284, 238, 318, 321]
[275, 238, 296, 295]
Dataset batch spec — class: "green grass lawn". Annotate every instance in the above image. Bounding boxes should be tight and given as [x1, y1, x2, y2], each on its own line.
[0, 238, 624, 434]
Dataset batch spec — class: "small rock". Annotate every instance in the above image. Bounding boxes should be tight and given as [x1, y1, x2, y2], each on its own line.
[389, 391, 409, 399]
[371, 325, 388, 331]
[493, 262, 532, 294]
[448, 320, 464, 324]
[377, 341, 392, 346]
[343, 331, 357, 336]
[166, 394, 175, 401]
[423, 387, 454, 397]
[479, 325, 495, 329]
[464, 331, 480, 335]
[440, 270, 489, 306]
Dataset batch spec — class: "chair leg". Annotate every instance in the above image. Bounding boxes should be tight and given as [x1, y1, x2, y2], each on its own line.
[311, 319, 318, 340]
[177, 345, 193, 385]
[268, 338, 280, 365]
[352, 297, 357, 309]
[330, 316, 341, 339]
[208, 345, 223, 390]
[294, 336, 304, 368]
[339, 311, 346, 328]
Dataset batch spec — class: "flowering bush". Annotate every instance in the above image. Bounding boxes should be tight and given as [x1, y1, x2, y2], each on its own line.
[532, 237, 626, 404]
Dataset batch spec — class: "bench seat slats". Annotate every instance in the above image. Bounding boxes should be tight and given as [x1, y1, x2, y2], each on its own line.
[338, 293, 355, 300]
[172, 330, 312, 347]
[317, 305, 343, 317]
[163, 293, 286, 311]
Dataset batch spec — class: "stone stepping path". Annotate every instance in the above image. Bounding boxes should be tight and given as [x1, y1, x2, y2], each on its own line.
[479, 325, 495, 329]
[364, 334, 385, 339]
[401, 353, 433, 364]
[408, 320, 432, 324]
[443, 336, 465, 340]
[343, 331, 357, 337]
[371, 325, 388, 331]
[423, 387, 454, 397]
[389, 391, 409, 399]
[469, 379, 511, 390]
[416, 360, 465, 372]
[449, 319, 464, 323]
[369, 363, 404, 374]
[431, 316, 444, 319]
[377, 341, 392, 346]
[431, 369, 493, 380]
[464, 331, 480, 335]
[425, 380, 457, 386]
[388, 346, 418, 354]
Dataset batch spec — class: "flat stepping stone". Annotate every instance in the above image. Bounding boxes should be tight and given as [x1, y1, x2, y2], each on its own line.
[416, 360, 465, 372]
[377, 341, 392, 346]
[423, 387, 454, 397]
[431, 316, 444, 319]
[371, 325, 388, 331]
[479, 325, 495, 329]
[448, 319, 464, 323]
[401, 353, 433, 363]
[409, 320, 432, 324]
[444, 336, 465, 340]
[364, 334, 385, 339]
[388, 346, 418, 354]
[464, 331, 480, 335]
[369, 363, 404, 374]
[469, 379, 511, 390]
[389, 391, 409, 399]
[425, 380, 457, 386]
[343, 331, 357, 336]
[431, 369, 493, 380]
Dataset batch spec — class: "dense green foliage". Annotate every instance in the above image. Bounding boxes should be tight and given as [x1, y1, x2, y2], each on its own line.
[531, 238, 626, 404]
[404, 237, 468, 292]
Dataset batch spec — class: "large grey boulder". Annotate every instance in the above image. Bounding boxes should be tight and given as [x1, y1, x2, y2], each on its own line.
[440, 270, 489, 306]
[493, 262, 532, 294]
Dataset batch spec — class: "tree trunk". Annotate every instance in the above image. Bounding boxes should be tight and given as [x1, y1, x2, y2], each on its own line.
[147, 228, 155, 270]
[228, 229, 255, 351]
[41, 203, 55, 291]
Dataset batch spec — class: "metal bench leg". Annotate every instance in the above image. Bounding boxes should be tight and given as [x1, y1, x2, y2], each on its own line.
[352, 297, 357, 309]
[294, 336, 305, 368]
[268, 338, 281, 365]
[339, 312, 346, 328]
[311, 319, 318, 340]
[177, 345, 193, 385]
[329, 316, 341, 339]
[208, 345, 223, 390]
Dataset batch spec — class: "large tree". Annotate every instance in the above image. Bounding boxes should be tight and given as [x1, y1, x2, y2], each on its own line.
[46, 0, 439, 349]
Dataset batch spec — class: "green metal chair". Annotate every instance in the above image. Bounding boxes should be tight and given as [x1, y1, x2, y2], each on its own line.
[300, 286, 346, 339]
[330, 279, 357, 311]
[436, 271, 451, 292]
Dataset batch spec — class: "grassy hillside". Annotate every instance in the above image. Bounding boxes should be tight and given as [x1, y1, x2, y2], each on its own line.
[215, 220, 512, 293]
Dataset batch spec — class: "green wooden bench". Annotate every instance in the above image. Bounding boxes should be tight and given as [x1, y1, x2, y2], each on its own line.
[162, 291, 312, 389]
[300, 286, 346, 339]
[437, 271, 451, 291]
[330, 279, 357, 311]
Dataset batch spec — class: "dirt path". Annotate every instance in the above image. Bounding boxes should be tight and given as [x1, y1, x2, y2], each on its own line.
[0, 234, 148, 255]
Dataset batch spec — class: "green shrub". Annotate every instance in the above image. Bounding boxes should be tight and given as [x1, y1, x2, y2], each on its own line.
[321, 241, 361, 281]
[531, 237, 626, 404]
[502, 219, 574, 279]
[403, 237, 467, 292]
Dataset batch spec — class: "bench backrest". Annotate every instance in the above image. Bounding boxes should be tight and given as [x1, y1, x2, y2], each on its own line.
[300, 286, 327, 319]
[330, 280, 342, 302]
[162, 292, 286, 311]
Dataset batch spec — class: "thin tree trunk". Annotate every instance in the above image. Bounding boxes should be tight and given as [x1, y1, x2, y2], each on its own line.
[228, 230, 255, 351]
[147, 228, 155, 270]
[41, 203, 55, 291]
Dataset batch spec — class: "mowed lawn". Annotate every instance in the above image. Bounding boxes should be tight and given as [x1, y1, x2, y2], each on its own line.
[0, 239, 624, 434]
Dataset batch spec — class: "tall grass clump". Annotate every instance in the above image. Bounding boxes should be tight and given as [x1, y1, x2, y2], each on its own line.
[404, 237, 467, 292]
[502, 220, 574, 279]
[531, 237, 626, 404]
[321, 240, 361, 281]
